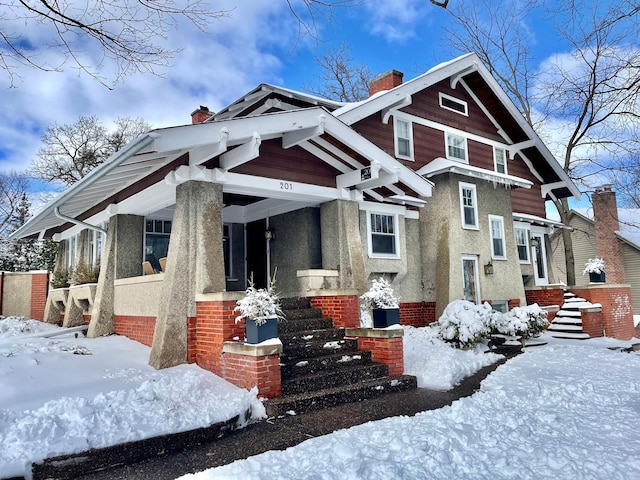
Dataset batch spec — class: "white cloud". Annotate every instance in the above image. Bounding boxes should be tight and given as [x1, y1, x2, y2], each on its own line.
[364, 0, 427, 42]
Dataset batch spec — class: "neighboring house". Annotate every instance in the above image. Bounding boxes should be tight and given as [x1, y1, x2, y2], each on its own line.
[550, 186, 640, 314]
[10, 53, 579, 371]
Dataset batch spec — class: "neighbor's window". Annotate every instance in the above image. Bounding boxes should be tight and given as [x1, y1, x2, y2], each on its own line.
[494, 147, 507, 174]
[394, 118, 413, 160]
[489, 215, 506, 260]
[446, 133, 467, 162]
[459, 182, 478, 229]
[369, 213, 398, 257]
[439, 93, 468, 115]
[514, 227, 530, 263]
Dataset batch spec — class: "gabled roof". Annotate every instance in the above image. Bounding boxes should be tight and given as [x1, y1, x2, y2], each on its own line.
[11, 107, 433, 240]
[572, 208, 640, 250]
[334, 53, 581, 201]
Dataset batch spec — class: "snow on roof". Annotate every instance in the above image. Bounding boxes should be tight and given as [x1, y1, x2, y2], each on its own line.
[574, 207, 640, 249]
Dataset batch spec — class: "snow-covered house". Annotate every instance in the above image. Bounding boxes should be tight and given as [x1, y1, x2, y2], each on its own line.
[550, 186, 640, 315]
[9, 53, 581, 397]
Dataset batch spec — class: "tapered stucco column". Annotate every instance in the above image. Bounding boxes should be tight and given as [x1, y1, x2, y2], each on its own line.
[149, 180, 225, 369]
[88, 214, 144, 337]
[320, 200, 367, 294]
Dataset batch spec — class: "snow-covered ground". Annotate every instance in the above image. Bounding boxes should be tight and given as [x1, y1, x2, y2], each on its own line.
[0, 317, 264, 479]
[1, 316, 639, 480]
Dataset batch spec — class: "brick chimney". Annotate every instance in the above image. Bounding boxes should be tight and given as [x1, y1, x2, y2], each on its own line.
[191, 105, 213, 124]
[369, 70, 404, 97]
[592, 186, 625, 284]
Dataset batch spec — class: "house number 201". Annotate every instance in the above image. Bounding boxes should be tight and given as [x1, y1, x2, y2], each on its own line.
[280, 181, 293, 190]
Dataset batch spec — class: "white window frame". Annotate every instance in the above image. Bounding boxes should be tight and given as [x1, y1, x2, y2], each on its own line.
[494, 147, 507, 174]
[367, 212, 400, 259]
[462, 255, 481, 304]
[459, 182, 479, 230]
[489, 215, 507, 260]
[88, 229, 105, 267]
[531, 227, 549, 286]
[66, 234, 78, 269]
[491, 300, 508, 313]
[514, 225, 531, 264]
[394, 117, 414, 160]
[446, 132, 468, 163]
[439, 92, 468, 116]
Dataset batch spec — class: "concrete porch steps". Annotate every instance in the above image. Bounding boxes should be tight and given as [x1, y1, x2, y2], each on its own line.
[266, 297, 417, 417]
[547, 291, 591, 340]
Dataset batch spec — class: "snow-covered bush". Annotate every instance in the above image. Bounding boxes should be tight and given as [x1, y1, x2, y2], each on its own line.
[434, 300, 494, 349]
[493, 304, 549, 338]
[360, 277, 399, 309]
[583, 257, 605, 275]
[234, 272, 283, 326]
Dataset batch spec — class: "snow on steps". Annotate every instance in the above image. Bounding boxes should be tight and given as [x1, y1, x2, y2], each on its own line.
[546, 291, 591, 340]
[267, 297, 417, 418]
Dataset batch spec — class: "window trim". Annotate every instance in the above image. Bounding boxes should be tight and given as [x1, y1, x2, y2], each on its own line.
[367, 211, 400, 259]
[494, 147, 507, 174]
[459, 182, 479, 230]
[393, 117, 414, 160]
[514, 225, 531, 264]
[439, 92, 468, 116]
[446, 132, 468, 163]
[489, 214, 507, 260]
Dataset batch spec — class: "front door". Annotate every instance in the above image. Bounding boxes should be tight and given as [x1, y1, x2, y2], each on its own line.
[246, 219, 267, 289]
[531, 230, 548, 286]
[462, 255, 480, 303]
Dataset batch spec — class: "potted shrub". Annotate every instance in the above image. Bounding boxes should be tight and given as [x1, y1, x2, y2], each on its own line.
[50, 268, 70, 289]
[234, 271, 283, 344]
[583, 257, 605, 283]
[70, 261, 100, 285]
[361, 277, 400, 328]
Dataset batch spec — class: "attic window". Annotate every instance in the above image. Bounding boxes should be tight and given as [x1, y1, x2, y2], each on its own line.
[439, 93, 468, 116]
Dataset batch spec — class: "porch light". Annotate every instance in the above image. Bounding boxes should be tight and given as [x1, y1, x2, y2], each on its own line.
[484, 261, 494, 275]
[265, 229, 275, 241]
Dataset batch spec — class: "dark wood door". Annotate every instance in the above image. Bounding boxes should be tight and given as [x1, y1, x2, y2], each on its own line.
[246, 219, 267, 289]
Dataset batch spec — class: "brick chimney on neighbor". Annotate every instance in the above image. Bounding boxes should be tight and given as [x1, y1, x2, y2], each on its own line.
[369, 70, 404, 97]
[592, 185, 625, 284]
[191, 105, 213, 124]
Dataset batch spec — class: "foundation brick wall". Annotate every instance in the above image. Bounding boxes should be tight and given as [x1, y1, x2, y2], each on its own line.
[399, 302, 436, 327]
[580, 307, 604, 338]
[114, 315, 157, 347]
[220, 352, 282, 398]
[571, 285, 635, 340]
[29, 272, 49, 321]
[310, 295, 359, 329]
[525, 287, 565, 308]
[192, 299, 244, 376]
[356, 336, 404, 376]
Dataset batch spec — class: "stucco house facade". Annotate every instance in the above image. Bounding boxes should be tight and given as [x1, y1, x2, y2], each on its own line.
[10, 53, 580, 393]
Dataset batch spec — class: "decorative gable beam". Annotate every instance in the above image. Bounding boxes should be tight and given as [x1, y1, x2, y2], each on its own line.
[336, 163, 382, 189]
[299, 141, 352, 173]
[450, 65, 478, 89]
[459, 79, 512, 143]
[541, 181, 568, 199]
[509, 140, 536, 156]
[381, 94, 412, 124]
[282, 114, 326, 149]
[356, 170, 399, 190]
[189, 128, 229, 165]
[219, 132, 261, 170]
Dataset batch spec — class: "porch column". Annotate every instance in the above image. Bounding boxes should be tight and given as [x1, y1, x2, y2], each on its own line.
[320, 200, 367, 294]
[88, 215, 144, 337]
[149, 180, 225, 369]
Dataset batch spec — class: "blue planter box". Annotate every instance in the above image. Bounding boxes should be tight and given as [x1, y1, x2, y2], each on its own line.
[372, 308, 400, 328]
[589, 272, 606, 283]
[244, 317, 278, 344]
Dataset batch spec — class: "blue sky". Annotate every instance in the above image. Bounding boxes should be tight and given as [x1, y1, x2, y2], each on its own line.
[0, 0, 574, 196]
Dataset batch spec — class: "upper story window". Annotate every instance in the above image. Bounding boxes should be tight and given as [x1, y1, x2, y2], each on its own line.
[439, 93, 468, 116]
[489, 215, 507, 260]
[514, 227, 530, 263]
[459, 182, 478, 230]
[368, 212, 399, 258]
[494, 147, 507, 174]
[394, 118, 414, 160]
[446, 133, 467, 162]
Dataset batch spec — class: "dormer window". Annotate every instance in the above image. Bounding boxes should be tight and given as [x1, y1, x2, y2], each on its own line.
[439, 93, 468, 116]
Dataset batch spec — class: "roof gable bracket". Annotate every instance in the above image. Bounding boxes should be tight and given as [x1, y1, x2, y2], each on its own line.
[357, 170, 399, 190]
[450, 64, 477, 89]
[165, 165, 226, 185]
[336, 162, 382, 189]
[508, 140, 536, 157]
[381, 94, 412, 124]
[189, 128, 229, 165]
[219, 132, 262, 170]
[541, 181, 568, 199]
[282, 114, 326, 149]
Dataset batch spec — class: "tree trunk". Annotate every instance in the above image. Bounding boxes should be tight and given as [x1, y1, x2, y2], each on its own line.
[555, 198, 576, 286]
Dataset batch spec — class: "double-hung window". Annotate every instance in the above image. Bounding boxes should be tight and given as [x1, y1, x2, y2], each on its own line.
[394, 118, 413, 160]
[446, 133, 467, 162]
[368, 212, 398, 258]
[514, 227, 530, 263]
[489, 215, 506, 260]
[459, 182, 478, 229]
[494, 147, 507, 174]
